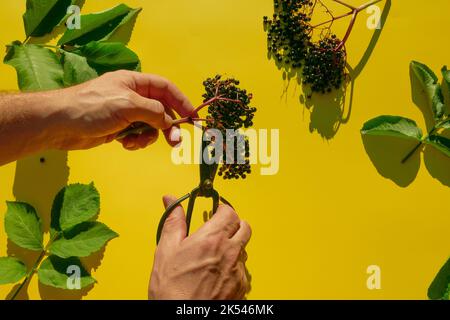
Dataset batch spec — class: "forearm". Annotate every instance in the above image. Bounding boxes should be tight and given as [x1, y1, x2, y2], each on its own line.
[0, 91, 63, 165]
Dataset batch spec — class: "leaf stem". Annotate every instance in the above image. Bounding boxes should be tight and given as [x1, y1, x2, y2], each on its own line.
[9, 232, 60, 300]
[10, 250, 46, 300]
[313, 0, 384, 51]
[401, 126, 437, 164]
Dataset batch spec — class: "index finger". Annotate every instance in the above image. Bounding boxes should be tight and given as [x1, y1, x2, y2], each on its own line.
[130, 72, 196, 118]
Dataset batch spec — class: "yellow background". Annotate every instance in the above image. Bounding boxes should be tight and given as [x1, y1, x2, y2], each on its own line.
[1, 0, 449, 299]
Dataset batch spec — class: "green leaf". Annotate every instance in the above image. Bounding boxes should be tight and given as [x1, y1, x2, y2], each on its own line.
[361, 116, 423, 141]
[52, 183, 100, 232]
[442, 66, 450, 111]
[72, 41, 140, 75]
[37, 256, 95, 289]
[4, 201, 43, 251]
[4, 43, 64, 92]
[23, 0, 72, 37]
[410, 61, 445, 120]
[58, 4, 141, 46]
[0, 257, 27, 285]
[428, 257, 450, 300]
[426, 135, 450, 158]
[60, 50, 98, 86]
[49, 222, 118, 258]
[438, 118, 450, 130]
[106, 7, 142, 45]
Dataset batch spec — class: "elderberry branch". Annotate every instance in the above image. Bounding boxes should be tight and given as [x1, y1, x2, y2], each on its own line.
[333, 0, 356, 10]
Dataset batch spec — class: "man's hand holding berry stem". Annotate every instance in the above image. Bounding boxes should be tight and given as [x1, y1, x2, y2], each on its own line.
[0, 70, 196, 165]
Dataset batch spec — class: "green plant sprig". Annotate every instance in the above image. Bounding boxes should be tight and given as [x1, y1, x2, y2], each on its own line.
[4, 1, 143, 93]
[361, 61, 450, 163]
[0, 183, 118, 299]
[1, 0, 142, 299]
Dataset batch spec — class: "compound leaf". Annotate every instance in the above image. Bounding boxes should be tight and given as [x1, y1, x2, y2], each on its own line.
[72, 41, 140, 75]
[428, 257, 450, 300]
[361, 116, 423, 141]
[4, 43, 64, 91]
[52, 183, 100, 232]
[60, 50, 98, 86]
[58, 4, 140, 46]
[0, 257, 27, 285]
[411, 61, 445, 121]
[49, 222, 118, 258]
[23, 0, 72, 37]
[5, 201, 43, 251]
[37, 256, 95, 289]
[426, 135, 450, 158]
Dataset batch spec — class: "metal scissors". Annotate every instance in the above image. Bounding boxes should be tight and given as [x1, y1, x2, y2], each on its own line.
[156, 134, 233, 244]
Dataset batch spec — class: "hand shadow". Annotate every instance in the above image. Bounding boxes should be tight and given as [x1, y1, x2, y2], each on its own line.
[361, 135, 421, 187]
[13, 150, 70, 233]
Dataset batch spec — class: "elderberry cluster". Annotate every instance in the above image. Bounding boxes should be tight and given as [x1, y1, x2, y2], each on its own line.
[264, 0, 348, 95]
[202, 75, 257, 180]
[264, 0, 313, 69]
[303, 35, 346, 94]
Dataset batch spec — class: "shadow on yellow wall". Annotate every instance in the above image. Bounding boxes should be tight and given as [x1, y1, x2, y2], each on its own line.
[269, 0, 392, 140]
[362, 66, 450, 188]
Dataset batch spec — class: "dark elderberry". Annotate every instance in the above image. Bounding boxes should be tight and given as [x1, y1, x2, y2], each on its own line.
[302, 36, 346, 93]
[202, 76, 256, 180]
[264, 0, 313, 69]
[264, 0, 355, 95]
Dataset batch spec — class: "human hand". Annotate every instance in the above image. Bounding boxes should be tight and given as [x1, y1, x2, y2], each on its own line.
[149, 195, 252, 300]
[49, 70, 195, 151]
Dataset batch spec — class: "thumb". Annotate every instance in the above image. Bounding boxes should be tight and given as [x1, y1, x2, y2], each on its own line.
[159, 195, 187, 247]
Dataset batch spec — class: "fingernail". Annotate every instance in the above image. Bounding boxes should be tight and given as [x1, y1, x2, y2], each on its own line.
[170, 127, 181, 142]
[126, 140, 136, 149]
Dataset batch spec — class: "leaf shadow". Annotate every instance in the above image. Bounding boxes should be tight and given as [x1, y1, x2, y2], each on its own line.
[38, 281, 93, 300]
[6, 239, 40, 269]
[361, 135, 421, 187]
[5, 281, 30, 300]
[82, 246, 106, 272]
[5, 241, 37, 300]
